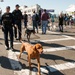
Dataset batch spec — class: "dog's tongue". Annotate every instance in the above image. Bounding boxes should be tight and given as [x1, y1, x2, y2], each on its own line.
[40, 52, 42, 54]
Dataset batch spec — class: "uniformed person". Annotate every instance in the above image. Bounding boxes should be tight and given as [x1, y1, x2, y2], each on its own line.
[12, 4, 23, 41]
[1, 6, 14, 50]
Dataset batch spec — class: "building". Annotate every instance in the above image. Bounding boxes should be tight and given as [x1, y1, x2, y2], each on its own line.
[66, 4, 75, 16]
[19, 4, 41, 16]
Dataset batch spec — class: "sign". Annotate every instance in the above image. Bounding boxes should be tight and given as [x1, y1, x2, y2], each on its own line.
[46, 9, 55, 12]
[41, 9, 55, 13]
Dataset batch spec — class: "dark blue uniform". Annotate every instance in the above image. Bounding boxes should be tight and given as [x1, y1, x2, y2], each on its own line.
[23, 14, 28, 28]
[12, 10, 22, 40]
[1, 13, 14, 48]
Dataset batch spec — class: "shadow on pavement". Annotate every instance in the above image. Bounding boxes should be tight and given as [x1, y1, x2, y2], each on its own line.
[0, 42, 3, 45]
[0, 56, 24, 71]
[0, 56, 65, 75]
[32, 41, 65, 48]
[0, 38, 4, 40]
[40, 53, 75, 63]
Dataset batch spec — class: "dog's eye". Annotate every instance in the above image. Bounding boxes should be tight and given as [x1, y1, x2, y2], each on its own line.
[38, 47, 41, 49]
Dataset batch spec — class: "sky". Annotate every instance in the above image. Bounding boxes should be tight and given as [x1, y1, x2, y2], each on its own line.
[0, 0, 75, 14]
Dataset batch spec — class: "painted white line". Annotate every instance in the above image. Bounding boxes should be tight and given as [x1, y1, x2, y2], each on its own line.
[14, 46, 75, 55]
[8, 46, 75, 75]
[14, 67, 48, 75]
[39, 37, 73, 42]
[40, 67, 48, 74]
[14, 69, 31, 75]
[13, 37, 74, 44]
[13, 42, 21, 45]
[13, 31, 75, 44]
[48, 31, 75, 40]
[8, 50, 38, 75]
[43, 46, 75, 52]
[47, 62, 75, 72]
[8, 50, 22, 70]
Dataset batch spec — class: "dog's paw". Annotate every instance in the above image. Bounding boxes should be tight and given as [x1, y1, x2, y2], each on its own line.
[18, 55, 21, 59]
[37, 72, 41, 75]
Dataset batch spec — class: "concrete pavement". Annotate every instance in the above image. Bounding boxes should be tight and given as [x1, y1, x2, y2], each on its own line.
[0, 25, 75, 75]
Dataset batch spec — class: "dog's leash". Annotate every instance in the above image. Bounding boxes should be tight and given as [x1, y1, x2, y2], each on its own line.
[14, 25, 40, 40]
[14, 25, 22, 35]
[34, 34, 40, 38]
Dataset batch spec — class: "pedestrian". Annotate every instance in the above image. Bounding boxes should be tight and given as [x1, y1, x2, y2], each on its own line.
[73, 14, 75, 25]
[0, 10, 2, 25]
[0, 6, 14, 50]
[64, 14, 67, 26]
[41, 9, 49, 34]
[59, 13, 64, 32]
[51, 15, 55, 30]
[23, 11, 28, 29]
[32, 11, 38, 33]
[12, 4, 23, 41]
[38, 10, 42, 28]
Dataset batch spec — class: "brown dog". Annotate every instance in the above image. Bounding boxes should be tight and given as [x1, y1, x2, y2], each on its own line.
[19, 42, 43, 75]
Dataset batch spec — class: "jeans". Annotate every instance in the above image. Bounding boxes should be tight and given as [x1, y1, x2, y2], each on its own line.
[59, 25, 63, 32]
[4, 26, 13, 48]
[42, 21, 48, 34]
[33, 20, 38, 32]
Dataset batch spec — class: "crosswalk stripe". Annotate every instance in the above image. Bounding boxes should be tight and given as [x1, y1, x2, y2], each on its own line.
[8, 46, 75, 75]
[38, 37, 73, 42]
[14, 46, 75, 55]
[8, 50, 22, 70]
[8, 50, 38, 75]
[46, 62, 75, 72]
[43, 46, 75, 52]
[13, 31, 75, 44]
[13, 37, 73, 44]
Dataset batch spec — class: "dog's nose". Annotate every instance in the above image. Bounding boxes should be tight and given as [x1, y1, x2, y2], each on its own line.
[41, 51, 43, 53]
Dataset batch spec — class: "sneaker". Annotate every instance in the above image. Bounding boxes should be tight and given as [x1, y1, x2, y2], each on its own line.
[6, 47, 9, 50]
[10, 47, 14, 50]
[19, 38, 22, 42]
[15, 37, 19, 40]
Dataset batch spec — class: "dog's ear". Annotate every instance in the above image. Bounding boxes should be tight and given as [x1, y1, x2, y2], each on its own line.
[33, 45, 36, 50]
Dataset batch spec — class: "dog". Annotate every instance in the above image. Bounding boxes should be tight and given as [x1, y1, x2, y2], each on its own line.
[19, 42, 43, 75]
[24, 29, 36, 42]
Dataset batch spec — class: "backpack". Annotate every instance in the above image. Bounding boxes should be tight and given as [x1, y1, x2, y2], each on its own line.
[35, 14, 39, 21]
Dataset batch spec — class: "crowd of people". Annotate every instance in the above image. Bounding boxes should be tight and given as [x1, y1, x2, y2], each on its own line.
[0, 4, 75, 50]
[58, 13, 75, 32]
[0, 4, 50, 50]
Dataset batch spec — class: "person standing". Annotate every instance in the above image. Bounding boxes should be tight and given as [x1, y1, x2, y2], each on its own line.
[0, 6, 14, 50]
[32, 11, 38, 33]
[51, 15, 55, 30]
[23, 11, 28, 29]
[38, 10, 41, 28]
[73, 14, 75, 25]
[0, 10, 2, 25]
[41, 9, 49, 34]
[12, 4, 23, 41]
[59, 13, 64, 32]
[64, 14, 67, 26]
